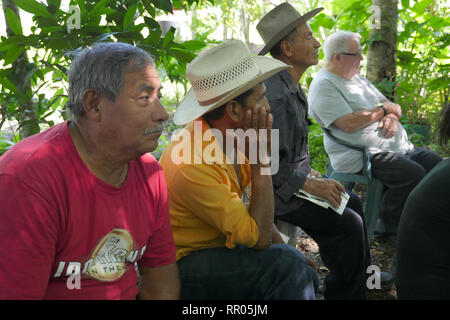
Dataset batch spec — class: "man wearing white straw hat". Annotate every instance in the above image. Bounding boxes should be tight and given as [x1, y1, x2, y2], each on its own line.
[159, 39, 319, 299]
[257, 2, 393, 299]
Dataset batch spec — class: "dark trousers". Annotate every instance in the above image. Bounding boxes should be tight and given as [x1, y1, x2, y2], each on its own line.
[278, 191, 370, 300]
[177, 244, 319, 300]
[371, 146, 442, 235]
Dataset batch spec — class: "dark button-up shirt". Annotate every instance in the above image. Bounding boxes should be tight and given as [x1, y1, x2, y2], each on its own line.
[265, 69, 312, 215]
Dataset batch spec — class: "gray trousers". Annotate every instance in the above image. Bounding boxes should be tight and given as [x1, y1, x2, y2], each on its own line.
[371, 146, 442, 235]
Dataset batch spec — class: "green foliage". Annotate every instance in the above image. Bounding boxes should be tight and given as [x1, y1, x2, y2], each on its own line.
[1, 0, 448, 161]
[308, 119, 329, 175]
[393, 1, 449, 155]
[0, 0, 208, 143]
[306, 0, 449, 164]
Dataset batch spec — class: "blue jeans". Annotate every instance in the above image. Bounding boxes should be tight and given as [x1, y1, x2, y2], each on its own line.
[177, 244, 319, 300]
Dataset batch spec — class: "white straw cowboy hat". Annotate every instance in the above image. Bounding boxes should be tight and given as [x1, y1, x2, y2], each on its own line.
[256, 2, 323, 56]
[173, 39, 290, 126]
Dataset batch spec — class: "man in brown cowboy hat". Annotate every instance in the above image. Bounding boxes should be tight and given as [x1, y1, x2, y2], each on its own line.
[159, 39, 319, 299]
[257, 2, 393, 299]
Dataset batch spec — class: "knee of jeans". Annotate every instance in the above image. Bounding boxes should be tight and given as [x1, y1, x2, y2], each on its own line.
[270, 244, 310, 269]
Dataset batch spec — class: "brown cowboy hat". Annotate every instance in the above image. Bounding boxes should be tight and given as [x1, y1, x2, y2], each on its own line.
[257, 2, 323, 56]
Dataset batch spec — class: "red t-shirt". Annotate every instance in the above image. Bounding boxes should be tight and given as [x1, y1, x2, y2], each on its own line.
[0, 121, 176, 299]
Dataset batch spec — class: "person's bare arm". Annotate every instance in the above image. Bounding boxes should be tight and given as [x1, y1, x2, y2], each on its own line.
[137, 263, 180, 300]
[243, 102, 275, 250]
[272, 223, 286, 244]
[333, 101, 402, 134]
[249, 168, 274, 250]
[333, 106, 385, 133]
[244, 99, 275, 250]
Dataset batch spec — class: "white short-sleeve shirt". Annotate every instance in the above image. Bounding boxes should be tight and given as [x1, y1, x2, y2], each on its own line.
[308, 69, 414, 173]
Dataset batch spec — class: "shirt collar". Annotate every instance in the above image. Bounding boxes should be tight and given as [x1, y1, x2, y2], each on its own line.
[278, 69, 307, 103]
[190, 117, 251, 192]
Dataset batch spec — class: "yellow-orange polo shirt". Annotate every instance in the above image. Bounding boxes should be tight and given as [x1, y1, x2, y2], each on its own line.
[159, 118, 259, 260]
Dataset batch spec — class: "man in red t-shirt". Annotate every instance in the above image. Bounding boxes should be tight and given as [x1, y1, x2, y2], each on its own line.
[0, 42, 179, 299]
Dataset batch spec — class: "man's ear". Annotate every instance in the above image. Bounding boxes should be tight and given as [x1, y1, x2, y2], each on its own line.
[333, 53, 341, 63]
[81, 89, 102, 121]
[280, 40, 293, 58]
[224, 100, 242, 123]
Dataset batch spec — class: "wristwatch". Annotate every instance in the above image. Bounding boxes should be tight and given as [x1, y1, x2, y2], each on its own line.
[377, 103, 387, 116]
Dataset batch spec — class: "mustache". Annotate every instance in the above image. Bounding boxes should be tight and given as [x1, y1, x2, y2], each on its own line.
[143, 122, 170, 136]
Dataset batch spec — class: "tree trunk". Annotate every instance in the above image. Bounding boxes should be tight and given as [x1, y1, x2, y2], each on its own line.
[2, 0, 39, 138]
[366, 0, 398, 100]
[222, 16, 227, 40]
[239, 0, 249, 44]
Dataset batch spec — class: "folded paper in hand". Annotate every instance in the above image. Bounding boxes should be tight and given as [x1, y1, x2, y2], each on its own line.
[294, 189, 350, 215]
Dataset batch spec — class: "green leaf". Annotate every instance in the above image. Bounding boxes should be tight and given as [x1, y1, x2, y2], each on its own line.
[147, 29, 162, 44]
[47, 0, 61, 10]
[331, 0, 359, 12]
[146, 5, 156, 18]
[34, 16, 59, 28]
[75, 0, 86, 16]
[4, 46, 25, 65]
[0, 35, 27, 48]
[411, 0, 434, 15]
[91, 0, 111, 17]
[163, 28, 175, 47]
[5, 8, 23, 35]
[158, 0, 173, 13]
[0, 77, 17, 92]
[167, 48, 196, 63]
[41, 26, 64, 33]
[92, 32, 120, 44]
[428, 77, 449, 91]
[429, 16, 446, 30]
[181, 40, 206, 51]
[401, 0, 409, 9]
[13, 0, 52, 18]
[144, 17, 161, 30]
[93, 7, 116, 16]
[46, 38, 70, 50]
[123, 4, 138, 31]
[310, 13, 335, 30]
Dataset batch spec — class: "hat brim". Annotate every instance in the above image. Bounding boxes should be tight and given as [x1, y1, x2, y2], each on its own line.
[174, 56, 291, 126]
[258, 7, 324, 56]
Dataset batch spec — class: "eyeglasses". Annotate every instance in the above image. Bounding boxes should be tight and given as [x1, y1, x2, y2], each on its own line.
[340, 50, 362, 57]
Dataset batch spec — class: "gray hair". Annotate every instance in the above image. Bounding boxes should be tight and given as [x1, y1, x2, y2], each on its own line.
[66, 42, 155, 119]
[323, 31, 361, 63]
[269, 24, 300, 58]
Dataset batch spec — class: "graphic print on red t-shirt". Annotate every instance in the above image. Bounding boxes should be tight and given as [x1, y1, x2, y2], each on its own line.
[53, 228, 147, 282]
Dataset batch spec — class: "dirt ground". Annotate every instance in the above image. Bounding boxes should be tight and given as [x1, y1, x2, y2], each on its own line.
[296, 183, 398, 300]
